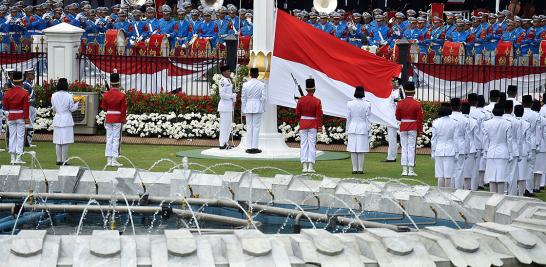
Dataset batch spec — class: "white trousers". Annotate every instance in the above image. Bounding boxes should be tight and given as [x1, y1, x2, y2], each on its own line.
[300, 129, 317, 163]
[219, 112, 233, 146]
[387, 126, 398, 160]
[453, 155, 466, 189]
[7, 119, 25, 155]
[105, 123, 121, 158]
[55, 144, 69, 163]
[245, 113, 262, 149]
[29, 106, 36, 128]
[507, 158, 519, 195]
[526, 151, 536, 191]
[400, 130, 417, 167]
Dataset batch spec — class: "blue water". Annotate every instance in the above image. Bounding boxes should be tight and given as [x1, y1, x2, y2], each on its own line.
[0, 200, 470, 235]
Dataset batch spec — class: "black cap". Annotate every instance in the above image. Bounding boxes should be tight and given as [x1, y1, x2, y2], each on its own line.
[12, 71, 23, 82]
[306, 78, 315, 89]
[438, 102, 452, 117]
[522, 95, 533, 104]
[250, 67, 259, 77]
[507, 85, 517, 94]
[57, 78, 68, 91]
[467, 93, 478, 102]
[489, 90, 500, 98]
[110, 73, 120, 85]
[492, 103, 505, 116]
[504, 100, 513, 112]
[514, 105, 524, 117]
[403, 82, 415, 93]
[461, 102, 471, 115]
[450, 97, 461, 109]
[219, 65, 230, 72]
[354, 86, 365, 98]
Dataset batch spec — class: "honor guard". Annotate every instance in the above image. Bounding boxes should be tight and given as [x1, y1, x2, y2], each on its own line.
[385, 77, 403, 162]
[461, 102, 479, 190]
[483, 103, 513, 194]
[158, 5, 178, 48]
[430, 17, 446, 63]
[2, 71, 30, 164]
[241, 68, 265, 154]
[240, 13, 253, 37]
[513, 105, 531, 196]
[316, 13, 333, 34]
[196, 10, 219, 47]
[431, 103, 457, 188]
[51, 78, 79, 165]
[449, 98, 471, 189]
[331, 12, 348, 41]
[217, 65, 235, 150]
[296, 77, 323, 173]
[101, 73, 127, 167]
[346, 86, 371, 174]
[22, 68, 35, 147]
[395, 82, 423, 176]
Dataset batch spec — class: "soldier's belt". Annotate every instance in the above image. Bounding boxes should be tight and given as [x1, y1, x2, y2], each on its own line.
[107, 111, 121, 114]
[401, 119, 417, 122]
[301, 116, 317, 120]
[8, 110, 23, 113]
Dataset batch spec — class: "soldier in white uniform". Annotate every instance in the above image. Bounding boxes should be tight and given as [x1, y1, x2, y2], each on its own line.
[51, 78, 79, 165]
[384, 77, 402, 163]
[431, 103, 458, 188]
[461, 102, 479, 190]
[476, 95, 491, 189]
[502, 101, 520, 195]
[217, 65, 236, 149]
[346, 86, 371, 174]
[468, 94, 488, 189]
[514, 105, 532, 196]
[541, 93, 546, 118]
[241, 68, 266, 154]
[522, 95, 541, 194]
[483, 103, 513, 194]
[484, 90, 500, 114]
[536, 110, 546, 192]
[449, 98, 470, 189]
[506, 85, 520, 109]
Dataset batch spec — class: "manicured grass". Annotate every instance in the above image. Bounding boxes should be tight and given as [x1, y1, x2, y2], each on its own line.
[2, 141, 544, 201]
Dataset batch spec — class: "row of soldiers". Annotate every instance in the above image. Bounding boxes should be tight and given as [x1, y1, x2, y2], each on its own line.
[431, 88, 546, 196]
[0, 1, 254, 52]
[294, 8, 546, 65]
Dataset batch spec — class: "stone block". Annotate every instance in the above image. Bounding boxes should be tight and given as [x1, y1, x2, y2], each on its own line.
[0, 165, 22, 192]
[56, 166, 81, 193]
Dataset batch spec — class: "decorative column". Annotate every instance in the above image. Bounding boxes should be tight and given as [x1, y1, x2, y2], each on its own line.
[43, 23, 84, 81]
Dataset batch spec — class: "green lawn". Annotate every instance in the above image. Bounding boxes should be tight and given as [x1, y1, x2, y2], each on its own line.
[2, 141, 544, 201]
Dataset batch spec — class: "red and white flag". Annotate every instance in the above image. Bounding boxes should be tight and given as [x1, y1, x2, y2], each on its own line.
[269, 10, 402, 127]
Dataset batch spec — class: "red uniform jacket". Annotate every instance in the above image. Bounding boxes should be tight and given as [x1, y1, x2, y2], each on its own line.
[101, 88, 127, 124]
[2, 86, 30, 121]
[296, 93, 323, 130]
[395, 96, 423, 134]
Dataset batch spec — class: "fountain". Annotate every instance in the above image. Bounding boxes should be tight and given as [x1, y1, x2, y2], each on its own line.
[0, 153, 545, 266]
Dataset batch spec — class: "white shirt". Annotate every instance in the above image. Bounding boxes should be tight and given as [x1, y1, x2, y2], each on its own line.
[484, 102, 496, 114]
[516, 117, 532, 157]
[217, 76, 235, 112]
[522, 108, 541, 150]
[469, 106, 488, 150]
[51, 91, 79, 127]
[538, 117, 546, 153]
[431, 116, 458, 157]
[465, 114, 478, 154]
[483, 116, 513, 160]
[540, 106, 546, 118]
[503, 114, 520, 157]
[346, 98, 371, 134]
[241, 78, 266, 114]
[450, 111, 470, 155]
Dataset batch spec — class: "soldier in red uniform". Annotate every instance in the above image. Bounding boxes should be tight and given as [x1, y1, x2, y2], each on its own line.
[2, 71, 30, 164]
[395, 82, 423, 176]
[101, 73, 127, 167]
[296, 77, 323, 173]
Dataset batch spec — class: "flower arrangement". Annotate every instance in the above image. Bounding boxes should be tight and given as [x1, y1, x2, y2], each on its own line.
[34, 80, 103, 107]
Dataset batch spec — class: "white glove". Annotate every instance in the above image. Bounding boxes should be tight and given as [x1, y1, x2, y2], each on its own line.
[508, 155, 514, 162]
[517, 156, 522, 162]
[75, 13, 82, 21]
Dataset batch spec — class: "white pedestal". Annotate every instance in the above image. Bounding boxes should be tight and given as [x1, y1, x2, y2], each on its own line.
[43, 23, 84, 82]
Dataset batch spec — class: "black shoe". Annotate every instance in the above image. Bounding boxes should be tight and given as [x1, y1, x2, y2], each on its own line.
[382, 159, 396, 163]
[245, 149, 253, 153]
[358, 171, 364, 174]
[541, 186, 545, 191]
[524, 190, 536, 197]
[352, 171, 357, 174]
[56, 162, 62, 166]
[254, 149, 262, 154]
[478, 186, 485, 190]
[219, 145, 228, 150]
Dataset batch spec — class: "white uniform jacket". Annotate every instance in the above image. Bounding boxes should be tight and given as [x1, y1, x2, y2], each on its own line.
[503, 114, 520, 158]
[450, 112, 471, 155]
[431, 116, 458, 157]
[483, 116, 513, 160]
[346, 98, 371, 135]
[522, 108, 541, 151]
[51, 91, 79, 127]
[217, 77, 235, 112]
[241, 78, 266, 114]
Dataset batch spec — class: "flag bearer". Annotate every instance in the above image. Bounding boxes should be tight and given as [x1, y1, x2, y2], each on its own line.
[483, 103, 513, 194]
[51, 78, 79, 165]
[296, 77, 323, 173]
[384, 77, 403, 163]
[2, 71, 29, 164]
[514, 105, 532, 196]
[395, 82, 423, 176]
[449, 98, 470, 189]
[241, 68, 265, 154]
[461, 102, 479, 190]
[217, 65, 235, 150]
[431, 103, 457, 188]
[522, 95, 541, 194]
[346, 86, 371, 174]
[101, 73, 126, 167]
